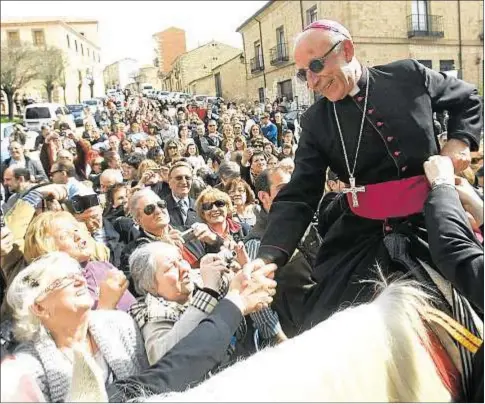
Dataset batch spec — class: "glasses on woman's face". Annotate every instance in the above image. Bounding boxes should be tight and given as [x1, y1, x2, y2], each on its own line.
[143, 200, 167, 215]
[296, 41, 342, 82]
[34, 272, 83, 302]
[201, 199, 226, 211]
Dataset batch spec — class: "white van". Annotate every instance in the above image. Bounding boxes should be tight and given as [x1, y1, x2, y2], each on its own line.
[141, 84, 154, 97]
[23, 103, 75, 132]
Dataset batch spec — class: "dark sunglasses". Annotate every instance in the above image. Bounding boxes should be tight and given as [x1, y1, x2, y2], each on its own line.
[296, 41, 342, 82]
[167, 145, 178, 150]
[143, 200, 167, 215]
[201, 200, 226, 211]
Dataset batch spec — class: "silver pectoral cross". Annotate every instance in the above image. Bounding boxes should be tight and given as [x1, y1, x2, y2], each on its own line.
[342, 176, 366, 208]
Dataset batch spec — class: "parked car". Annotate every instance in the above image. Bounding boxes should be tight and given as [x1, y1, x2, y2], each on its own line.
[66, 104, 86, 127]
[1, 123, 38, 160]
[83, 98, 104, 115]
[157, 91, 171, 102]
[23, 103, 75, 133]
[284, 109, 303, 132]
[194, 95, 210, 106]
[141, 84, 154, 97]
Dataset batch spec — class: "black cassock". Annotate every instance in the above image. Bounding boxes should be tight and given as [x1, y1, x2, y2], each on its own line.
[257, 59, 483, 329]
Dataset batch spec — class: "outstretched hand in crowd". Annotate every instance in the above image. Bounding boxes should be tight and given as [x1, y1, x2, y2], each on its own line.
[225, 262, 277, 316]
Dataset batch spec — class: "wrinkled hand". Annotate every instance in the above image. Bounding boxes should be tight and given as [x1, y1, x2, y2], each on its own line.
[192, 222, 217, 244]
[241, 148, 253, 165]
[167, 228, 185, 249]
[242, 258, 275, 279]
[98, 270, 129, 310]
[233, 241, 249, 267]
[139, 170, 159, 186]
[423, 155, 455, 186]
[37, 184, 69, 201]
[199, 254, 228, 291]
[0, 225, 14, 257]
[440, 138, 471, 173]
[227, 263, 277, 316]
[455, 176, 484, 227]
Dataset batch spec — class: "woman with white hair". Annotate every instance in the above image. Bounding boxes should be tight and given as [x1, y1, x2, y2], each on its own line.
[129, 241, 274, 365]
[3, 252, 148, 402]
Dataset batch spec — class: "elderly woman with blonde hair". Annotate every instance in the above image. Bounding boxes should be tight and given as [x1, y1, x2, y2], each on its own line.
[195, 187, 250, 244]
[3, 252, 148, 402]
[23, 211, 136, 311]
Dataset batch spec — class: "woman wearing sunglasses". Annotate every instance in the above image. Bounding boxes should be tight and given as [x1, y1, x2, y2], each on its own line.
[163, 140, 181, 165]
[195, 187, 250, 244]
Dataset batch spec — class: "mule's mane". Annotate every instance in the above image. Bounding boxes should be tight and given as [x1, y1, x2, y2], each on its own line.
[146, 279, 450, 402]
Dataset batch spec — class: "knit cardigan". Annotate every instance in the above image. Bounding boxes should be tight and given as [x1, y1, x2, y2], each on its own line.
[12, 310, 149, 403]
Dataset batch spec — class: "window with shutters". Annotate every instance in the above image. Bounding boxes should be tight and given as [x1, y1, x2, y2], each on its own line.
[32, 30, 45, 46]
[306, 5, 318, 26]
[7, 31, 20, 46]
[417, 60, 432, 69]
[439, 60, 454, 71]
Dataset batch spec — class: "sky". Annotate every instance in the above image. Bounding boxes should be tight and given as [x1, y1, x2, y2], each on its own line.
[1, 0, 268, 67]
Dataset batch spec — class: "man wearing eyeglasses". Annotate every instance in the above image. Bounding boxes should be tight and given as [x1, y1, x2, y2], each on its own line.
[165, 162, 223, 263]
[244, 19, 483, 336]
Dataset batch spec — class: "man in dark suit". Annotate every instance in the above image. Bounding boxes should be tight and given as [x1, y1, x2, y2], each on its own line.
[165, 161, 222, 261]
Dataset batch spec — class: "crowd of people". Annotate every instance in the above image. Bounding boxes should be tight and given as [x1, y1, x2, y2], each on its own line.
[0, 17, 484, 400]
[0, 91, 318, 401]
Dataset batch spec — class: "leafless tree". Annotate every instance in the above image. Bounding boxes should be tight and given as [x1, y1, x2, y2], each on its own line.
[0, 42, 39, 120]
[77, 70, 83, 103]
[37, 46, 65, 103]
[59, 63, 68, 105]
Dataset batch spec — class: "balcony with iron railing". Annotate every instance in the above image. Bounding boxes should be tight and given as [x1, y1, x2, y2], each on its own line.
[407, 14, 444, 38]
[270, 42, 289, 65]
[250, 56, 264, 74]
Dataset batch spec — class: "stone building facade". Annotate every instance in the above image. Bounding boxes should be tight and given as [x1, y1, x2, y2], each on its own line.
[0, 17, 105, 104]
[188, 53, 248, 102]
[163, 41, 242, 93]
[103, 58, 139, 90]
[236, 0, 484, 106]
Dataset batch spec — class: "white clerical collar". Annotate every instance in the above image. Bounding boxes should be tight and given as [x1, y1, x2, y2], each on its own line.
[350, 66, 366, 96]
[349, 84, 360, 96]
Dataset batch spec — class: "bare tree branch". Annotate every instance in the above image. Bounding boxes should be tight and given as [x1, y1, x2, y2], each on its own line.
[36, 46, 66, 102]
[0, 42, 40, 119]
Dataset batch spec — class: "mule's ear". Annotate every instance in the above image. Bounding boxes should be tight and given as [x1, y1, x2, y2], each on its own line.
[68, 348, 108, 402]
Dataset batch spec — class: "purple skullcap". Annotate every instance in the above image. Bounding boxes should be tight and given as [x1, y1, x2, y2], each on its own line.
[303, 19, 352, 40]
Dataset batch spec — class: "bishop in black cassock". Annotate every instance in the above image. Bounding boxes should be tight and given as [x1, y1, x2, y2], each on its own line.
[252, 21, 483, 331]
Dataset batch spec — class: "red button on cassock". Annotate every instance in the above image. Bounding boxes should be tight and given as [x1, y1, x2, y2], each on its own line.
[377, 121, 384, 127]
[394, 151, 401, 157]
[367, 109, 374, 115]
[386, 136, 393, 142]
[357, 96, 364, 102]
[402, 166, 407, 172]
